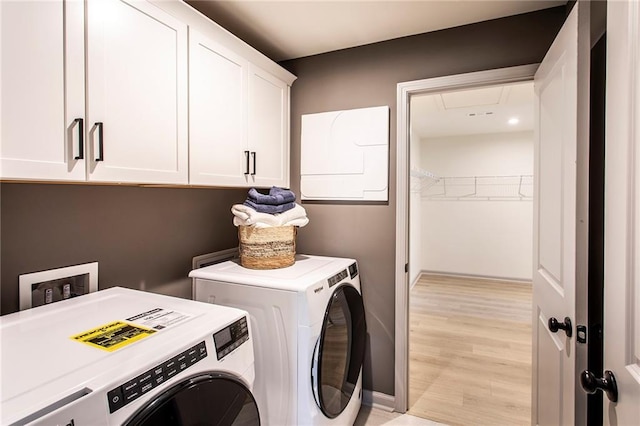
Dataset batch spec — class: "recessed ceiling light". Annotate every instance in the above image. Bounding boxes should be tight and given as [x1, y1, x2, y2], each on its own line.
[508, 117, 520, 125]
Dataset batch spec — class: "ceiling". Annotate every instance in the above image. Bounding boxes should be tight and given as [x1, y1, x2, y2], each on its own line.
[410, 81, 535, 139]
[185, 2, 544, 139]
[187, 0, 565, 62]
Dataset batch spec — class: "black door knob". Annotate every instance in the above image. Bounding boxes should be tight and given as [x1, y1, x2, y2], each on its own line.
[580, 370, 618, 402]
[548, 316, 572, 337]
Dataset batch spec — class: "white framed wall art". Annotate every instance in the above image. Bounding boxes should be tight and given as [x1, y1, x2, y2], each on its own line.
[301, 105, 389, 201]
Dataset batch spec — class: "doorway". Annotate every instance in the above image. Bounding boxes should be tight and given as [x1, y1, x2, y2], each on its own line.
[394, 64, 538, 414]
[406, 80, 535, 424]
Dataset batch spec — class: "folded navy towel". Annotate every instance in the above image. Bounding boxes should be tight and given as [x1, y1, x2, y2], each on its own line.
[247, 187, 296, 206]
[244, 200, 296, 214]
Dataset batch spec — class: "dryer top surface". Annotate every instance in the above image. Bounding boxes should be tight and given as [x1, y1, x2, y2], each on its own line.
[189, 254, 357, 291]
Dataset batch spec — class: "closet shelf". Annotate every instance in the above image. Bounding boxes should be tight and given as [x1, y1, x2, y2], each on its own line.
[418, 174, 533, 201]
[410, 167, 441, 193]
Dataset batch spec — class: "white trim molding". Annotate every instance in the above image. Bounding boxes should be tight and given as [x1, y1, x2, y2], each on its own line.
[362, 390, 396, 412]
[394, 64, 538, 413]
[419, 270, 533, 285]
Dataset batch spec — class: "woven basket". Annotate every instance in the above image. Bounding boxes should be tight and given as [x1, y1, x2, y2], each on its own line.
[238, 225, 296, 269]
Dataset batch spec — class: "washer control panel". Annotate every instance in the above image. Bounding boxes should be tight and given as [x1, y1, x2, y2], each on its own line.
[213, 316, 249, 360]
[328, 269, 348, 287]
[348, 262, 359, 279]
[107, 341, 207, 413]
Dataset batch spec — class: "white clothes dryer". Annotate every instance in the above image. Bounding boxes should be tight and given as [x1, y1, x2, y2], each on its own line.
[190, 254, 367, 426]
[0, 287, 259, 426]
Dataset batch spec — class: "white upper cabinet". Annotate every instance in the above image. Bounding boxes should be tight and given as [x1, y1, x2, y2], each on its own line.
[247, 64, 290, 188]
[1, 0, 294, 187]
[1, 0, 85, 181]
[189, 31, 291, 188]
[189, 30, 248, 186]
[86, 0, 188, 184]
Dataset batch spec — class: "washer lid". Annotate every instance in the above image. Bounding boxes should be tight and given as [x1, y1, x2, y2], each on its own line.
[189, 254, 356, 292]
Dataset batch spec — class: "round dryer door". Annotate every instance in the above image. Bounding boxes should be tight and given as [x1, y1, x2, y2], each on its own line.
[312, 284, 366, 418]
[126, 373, 260, 426]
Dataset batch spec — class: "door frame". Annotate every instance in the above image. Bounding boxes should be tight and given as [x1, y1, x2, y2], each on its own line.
[394, 64, 539, 412]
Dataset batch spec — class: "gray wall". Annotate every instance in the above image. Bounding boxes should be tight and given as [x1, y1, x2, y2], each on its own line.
[281, 7, 566, 396]
[1, 183, 246, 315]
[0, 6, 567, 398]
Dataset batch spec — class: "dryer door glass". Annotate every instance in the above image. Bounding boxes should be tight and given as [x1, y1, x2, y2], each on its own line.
[125, 373, 260, 426]
[313, 285, 366, 418]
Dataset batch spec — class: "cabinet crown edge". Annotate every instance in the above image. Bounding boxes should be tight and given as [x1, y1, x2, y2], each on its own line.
[151, 0, 297, 86]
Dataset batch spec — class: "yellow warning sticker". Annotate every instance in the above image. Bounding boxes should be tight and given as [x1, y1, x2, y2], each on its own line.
[71, 321, 156, 352]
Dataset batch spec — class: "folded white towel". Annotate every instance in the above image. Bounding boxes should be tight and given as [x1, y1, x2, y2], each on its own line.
[231, 204, 281, 227]
[231, 205, 250, 221]
[283, 217, 309, 227]
[275, 203, 307, 224]
[231, 203, 308, 228]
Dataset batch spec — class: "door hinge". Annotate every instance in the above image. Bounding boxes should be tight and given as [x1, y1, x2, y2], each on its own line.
[405, 263, 409, 273]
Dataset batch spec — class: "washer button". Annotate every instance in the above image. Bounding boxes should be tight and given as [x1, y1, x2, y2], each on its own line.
[141, 382, 154, 394]
[155, 374, 166, 386]
[122, 378, 139, 393]
[107, 387, 125, 413]
[138, 371, 153, 384]
[124, 385, 141, 403]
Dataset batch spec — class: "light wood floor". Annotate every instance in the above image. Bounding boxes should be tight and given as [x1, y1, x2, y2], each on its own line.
[408, 274, 533, 426]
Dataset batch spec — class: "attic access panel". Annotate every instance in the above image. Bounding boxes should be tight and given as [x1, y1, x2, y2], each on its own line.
[300, 106, 389, 201]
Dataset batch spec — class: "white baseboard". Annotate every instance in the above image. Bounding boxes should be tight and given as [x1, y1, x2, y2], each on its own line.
[362, 390, 395, 412]
[410, 274, 421, 291]
[420, 269, 532, 284]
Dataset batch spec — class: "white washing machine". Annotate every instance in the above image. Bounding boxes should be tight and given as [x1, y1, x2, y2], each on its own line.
[0, 287, 259, 426]
[189, 254, 367, 426]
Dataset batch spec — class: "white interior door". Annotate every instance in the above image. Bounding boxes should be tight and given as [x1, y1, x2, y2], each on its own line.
[532, 3, 589, 424]
[603, 1, 640, 423]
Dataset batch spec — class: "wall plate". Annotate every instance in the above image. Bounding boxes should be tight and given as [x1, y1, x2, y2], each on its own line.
[19, 262, 98, 310]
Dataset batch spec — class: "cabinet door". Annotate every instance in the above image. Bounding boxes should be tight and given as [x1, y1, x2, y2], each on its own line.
[86, 0, 188, 184]
[189, 30, 248, 186]
[1, 0, 85, 181]
[247, 64, 290, 188]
